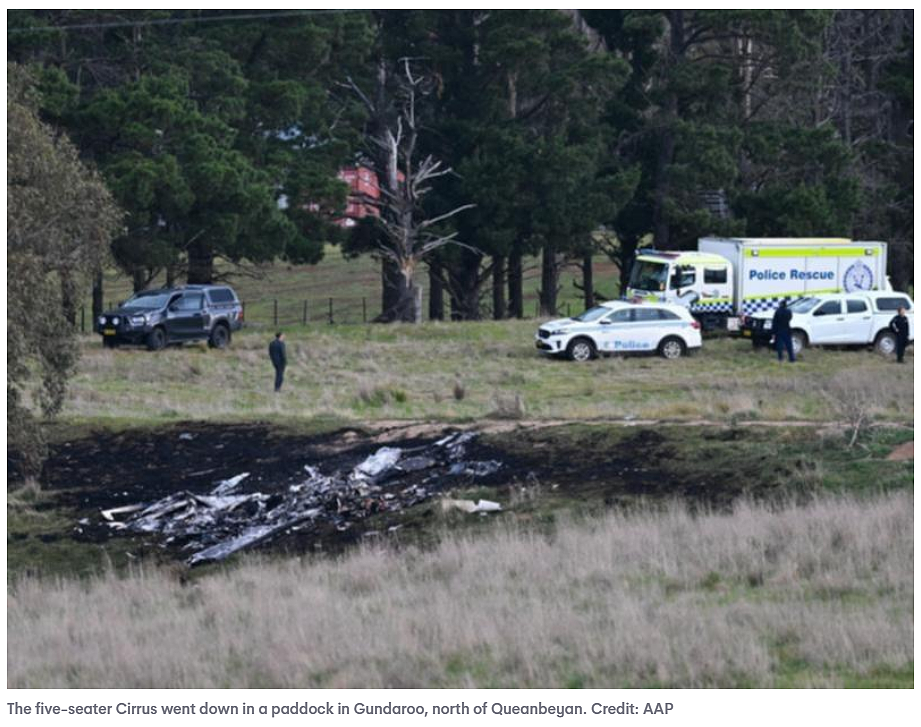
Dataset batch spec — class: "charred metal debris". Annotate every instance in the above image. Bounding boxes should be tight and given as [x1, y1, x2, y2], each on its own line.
[94, 432, 502, 565]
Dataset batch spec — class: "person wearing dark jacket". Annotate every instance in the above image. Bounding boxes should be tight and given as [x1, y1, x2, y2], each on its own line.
[772, 300, 795, 362]
[889, 307, 910, 363]
[269, 332, 287, 391]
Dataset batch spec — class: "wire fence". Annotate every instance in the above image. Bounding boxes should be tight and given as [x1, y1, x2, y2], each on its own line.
[77, 294, 579, 332]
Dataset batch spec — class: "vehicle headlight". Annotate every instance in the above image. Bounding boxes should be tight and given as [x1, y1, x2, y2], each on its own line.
[97, 316, 106, 326]
[763, 320, 772, 329]
[112, 316, 120, 326]
[130, 315, 147, 326]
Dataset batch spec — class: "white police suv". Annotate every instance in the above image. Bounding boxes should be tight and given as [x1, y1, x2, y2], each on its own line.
[535, 300, 703, 361]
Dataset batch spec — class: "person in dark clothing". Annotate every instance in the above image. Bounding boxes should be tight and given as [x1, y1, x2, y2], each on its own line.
[772, 300, 795, 362]
[268, 332, 287, 391]
[889, 306, 910, 363]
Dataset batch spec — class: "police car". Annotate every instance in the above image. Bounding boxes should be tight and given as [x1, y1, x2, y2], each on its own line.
[535, 300, 702, 361]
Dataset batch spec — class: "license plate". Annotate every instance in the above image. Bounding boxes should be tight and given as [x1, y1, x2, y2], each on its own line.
[103, 328, 116, 336]
[742, 329, 751, 337]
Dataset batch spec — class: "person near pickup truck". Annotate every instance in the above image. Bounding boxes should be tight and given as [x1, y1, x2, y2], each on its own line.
[889, 307, 910, 363]
[771, 300, 795, 362]
[269, 332, 287, 391]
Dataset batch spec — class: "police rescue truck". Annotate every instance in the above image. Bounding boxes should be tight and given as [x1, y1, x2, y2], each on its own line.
[625, 237, 891, 330]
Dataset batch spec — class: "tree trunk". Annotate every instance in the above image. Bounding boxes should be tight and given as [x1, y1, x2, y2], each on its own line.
[60, 271, 78, 327]
[492, 254, 507, 319]
[428, 260, 444, 320]
[582, 251, 594, 310]
[539, 244, 559, 316]
[413, 284, 423, 324]
[187, 241, 214, 284]
[379, 257, 401, 322]
[449, 248, 483, 320]
[165, 265, 176, 288]
[92, 269, 104, 320]
[132, 268, 147, 293]
[508, 247, 524, 318]
[653, 10, 684, 251]
[618, 234, 640, 294]
[392, 271, 416, 323]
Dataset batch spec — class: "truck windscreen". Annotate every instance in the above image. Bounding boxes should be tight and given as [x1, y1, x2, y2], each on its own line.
[630, 261, 668, 292]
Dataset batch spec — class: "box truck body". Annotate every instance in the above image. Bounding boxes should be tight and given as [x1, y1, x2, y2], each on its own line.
[626, 237, 890, 328]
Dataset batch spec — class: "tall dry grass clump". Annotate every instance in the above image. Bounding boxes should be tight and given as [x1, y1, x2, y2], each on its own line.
[8, 493, 912, 688]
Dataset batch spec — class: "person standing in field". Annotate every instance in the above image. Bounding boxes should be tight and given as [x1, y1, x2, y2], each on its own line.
[772, 300, 795, 363]
[889, 306, 910, 364]
[269, 332, 287, 391]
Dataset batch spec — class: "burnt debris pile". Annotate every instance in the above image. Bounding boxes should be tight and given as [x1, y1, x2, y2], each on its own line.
[99, 432, 502, 565]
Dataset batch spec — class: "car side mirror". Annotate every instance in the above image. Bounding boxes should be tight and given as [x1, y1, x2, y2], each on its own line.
[600, 320, 612, 325]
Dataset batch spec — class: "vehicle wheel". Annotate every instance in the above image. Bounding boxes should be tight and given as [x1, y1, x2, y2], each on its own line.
[208, 324, 230, 349]
[875, 330, 897, 357]
[146, 327, 167, 351]
[566, 338, 596, 362]
[791, 330, 807, 356]
[658, 336, 686, 360]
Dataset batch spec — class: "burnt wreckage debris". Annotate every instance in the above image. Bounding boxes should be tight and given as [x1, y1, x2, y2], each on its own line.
[98, 432, 502, 565]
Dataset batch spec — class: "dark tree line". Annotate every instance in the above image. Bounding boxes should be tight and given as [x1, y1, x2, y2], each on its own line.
[9, 9, 914, 324]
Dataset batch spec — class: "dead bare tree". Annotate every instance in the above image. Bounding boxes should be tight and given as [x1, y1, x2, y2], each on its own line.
[346, 59, 476, 322]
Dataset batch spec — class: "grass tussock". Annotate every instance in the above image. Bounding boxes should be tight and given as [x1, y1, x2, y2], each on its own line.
[60, 326, 913, 427]
[8, 492, 912, 688]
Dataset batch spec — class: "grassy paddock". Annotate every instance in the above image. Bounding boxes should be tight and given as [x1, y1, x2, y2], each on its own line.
[63, 322, 913, 425]
[8, 492, 912, 688]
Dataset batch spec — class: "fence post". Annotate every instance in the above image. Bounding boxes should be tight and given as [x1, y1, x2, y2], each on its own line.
[362, 297, 367, 323]
[566, 302, 571, 317]
[328, 297, 334, 325]
[534, 301, 539, 317]
[303, 300, 308, 325]
[80, 306, 85, 333]
[273, 299, 278, 327]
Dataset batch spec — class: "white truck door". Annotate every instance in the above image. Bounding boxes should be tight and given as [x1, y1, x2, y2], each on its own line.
[809, 299, 846, 342]
[669, 265, 699, 306]
[843, 298, 874, 342]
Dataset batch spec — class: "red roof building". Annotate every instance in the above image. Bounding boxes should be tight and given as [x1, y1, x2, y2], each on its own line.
[336, 166, 381, 227]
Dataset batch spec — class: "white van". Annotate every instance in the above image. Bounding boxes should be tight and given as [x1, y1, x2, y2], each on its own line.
[535, 300, 702, 361]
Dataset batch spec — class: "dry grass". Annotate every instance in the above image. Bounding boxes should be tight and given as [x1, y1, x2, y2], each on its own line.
[61, 325, 913, 426]
[8, 492, 912, 688]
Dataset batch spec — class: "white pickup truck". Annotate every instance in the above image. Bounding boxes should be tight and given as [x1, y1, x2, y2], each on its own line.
[741, 291, 914, 356]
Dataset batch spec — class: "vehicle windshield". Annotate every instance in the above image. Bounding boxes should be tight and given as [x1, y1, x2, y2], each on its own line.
[629, 260, 668, 292]
[572, 306, 612, 322]
[788, 297, 819, 314]
[122, 292, 175, 309]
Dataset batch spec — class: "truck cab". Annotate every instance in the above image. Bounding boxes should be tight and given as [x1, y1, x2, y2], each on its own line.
[626, 251, 734, 328]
